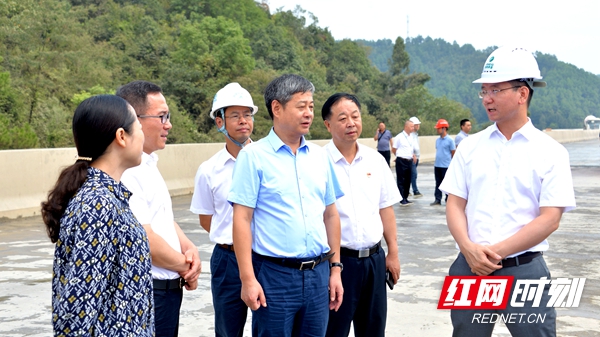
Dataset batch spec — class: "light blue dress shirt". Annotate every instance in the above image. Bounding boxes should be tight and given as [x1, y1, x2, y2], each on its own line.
[228, 128, 343, 258]
[434, 135, 456, 168]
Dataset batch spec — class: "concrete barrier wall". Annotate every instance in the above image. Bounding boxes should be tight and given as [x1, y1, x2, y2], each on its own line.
[1, 129, 597, 219]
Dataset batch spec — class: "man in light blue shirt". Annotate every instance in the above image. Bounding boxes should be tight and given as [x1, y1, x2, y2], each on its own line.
[431, 118, 455, 206]
[454, 118, 471, 148]
[228, 74, 344, 337]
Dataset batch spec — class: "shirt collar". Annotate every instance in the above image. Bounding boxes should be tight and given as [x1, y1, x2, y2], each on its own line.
[218, 144, 236, 165]
[87, 166, 132, 202]
[490, 118, 535, 141]
[327, 140, 363, 164]
[266, 127, 308, 153]
[141, 151, 159, 167]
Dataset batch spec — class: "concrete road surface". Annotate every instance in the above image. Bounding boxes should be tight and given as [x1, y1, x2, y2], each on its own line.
[1, 140, 599, 336]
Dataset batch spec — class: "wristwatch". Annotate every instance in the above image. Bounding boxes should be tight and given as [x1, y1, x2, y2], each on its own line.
[330, 262, 344, 272]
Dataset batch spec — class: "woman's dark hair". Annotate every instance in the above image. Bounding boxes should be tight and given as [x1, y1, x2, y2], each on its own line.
[41, 95, 135, 243]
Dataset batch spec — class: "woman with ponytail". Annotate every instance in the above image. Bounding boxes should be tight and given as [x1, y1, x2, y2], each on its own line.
[41, 95, 153, 336]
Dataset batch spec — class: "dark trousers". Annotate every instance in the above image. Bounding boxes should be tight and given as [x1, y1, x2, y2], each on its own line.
[251, 254, 330, 337]
[411, 159, 420, 194]
[378, 150, 391, 167]
[449, 253, 556, 337]
[434, 166, 448, 202]
[154, 283, 183, 337]
[395, 157, 412, 201]
[211, 245, 248, 337]
[326, 246, 387, 337]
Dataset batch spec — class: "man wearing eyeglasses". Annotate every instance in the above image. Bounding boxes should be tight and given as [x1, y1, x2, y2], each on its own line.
[118, 80, 201, 337]
[190, 83, 256, 337]
[440, 47, 575, 336]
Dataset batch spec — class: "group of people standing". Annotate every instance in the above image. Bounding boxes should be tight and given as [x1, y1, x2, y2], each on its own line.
[41, 45, 575, 337]
[42, 74, 400, 337]
[375, 115, 473, 207]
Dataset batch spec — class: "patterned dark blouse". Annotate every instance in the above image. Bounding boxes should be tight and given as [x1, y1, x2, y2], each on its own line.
[52, 167, 154, 336]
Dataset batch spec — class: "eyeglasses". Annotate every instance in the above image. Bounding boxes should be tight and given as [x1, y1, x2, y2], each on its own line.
[224, 113, 253, 122]
[478, 86, 522, 99]
[137, 112, 170, 124]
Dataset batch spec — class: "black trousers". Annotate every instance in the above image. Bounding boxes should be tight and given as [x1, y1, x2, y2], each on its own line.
[378, 150, 391, 167]
[434, 166, 448, 202]
[326, 246, 387, 337]
[395, 157, 412, 201]
[154, 285, 183, 337]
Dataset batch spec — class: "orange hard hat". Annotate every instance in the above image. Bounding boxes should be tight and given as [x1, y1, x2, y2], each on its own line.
[435, 119, 449, 129]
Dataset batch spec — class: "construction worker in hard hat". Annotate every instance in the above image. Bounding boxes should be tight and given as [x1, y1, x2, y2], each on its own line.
[430, 119, 454, 206]
[440, 47, 576, 337]
[190, 82, 256, 337]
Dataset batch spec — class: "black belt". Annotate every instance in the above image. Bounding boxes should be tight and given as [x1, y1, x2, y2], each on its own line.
[254, 252, 334, 270]
[396, 157, 412, 162]
[499, 251, 542, 268]
[340, 242, 381, 258]
[153, 277, 186, 290]
[218, 243, 234, 252]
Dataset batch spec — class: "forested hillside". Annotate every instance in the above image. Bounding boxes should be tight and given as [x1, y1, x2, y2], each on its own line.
[0, 0, 472, 149]
[359, 37, 600, 130]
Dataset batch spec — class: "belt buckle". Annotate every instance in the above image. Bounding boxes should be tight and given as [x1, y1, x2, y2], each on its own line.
[358, 248, 370, 258]
[179, 278, 186, 288]
[299, 260, 316, 270]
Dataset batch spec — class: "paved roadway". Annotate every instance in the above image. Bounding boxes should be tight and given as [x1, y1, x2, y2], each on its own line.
[1, 140, 599, 336]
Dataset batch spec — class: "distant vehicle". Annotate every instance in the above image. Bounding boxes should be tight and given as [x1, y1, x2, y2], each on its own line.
[583, 115, 600, 130]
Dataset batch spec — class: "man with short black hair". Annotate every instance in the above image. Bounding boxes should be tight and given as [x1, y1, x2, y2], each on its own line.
[322, 93, 400, 337]
[454, 119, 472, 148]
[118, 80, 201, 337]
[441, 47, 576, 337]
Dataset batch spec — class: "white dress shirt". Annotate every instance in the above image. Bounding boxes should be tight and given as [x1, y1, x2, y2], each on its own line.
[392, 131, 414, 160]
[190, 146, 236, 245]
[121, 152, 181, 280]
[324, 141, 401, 250]
[440, 120, 576, 257]
[411, 131, 420, 158]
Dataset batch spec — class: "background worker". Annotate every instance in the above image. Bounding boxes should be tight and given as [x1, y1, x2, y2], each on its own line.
[430, 119, 455, 206]
[454, 119, 472, 148]
[440, 46, 576, 336]
[322, 93, 400, 337]
[374, 122, 394, 166]
[190, 83, 256, 337]
[392, 120, 415, 206]
[409, 116, 423, 198]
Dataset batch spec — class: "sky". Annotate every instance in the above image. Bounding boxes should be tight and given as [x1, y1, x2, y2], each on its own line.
[266, 0, 600, 75]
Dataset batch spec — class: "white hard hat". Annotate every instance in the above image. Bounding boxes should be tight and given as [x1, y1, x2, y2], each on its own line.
[409, 116, 421, 125]
[210, 83, 258, 119]
[473, 47, 546, 88]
